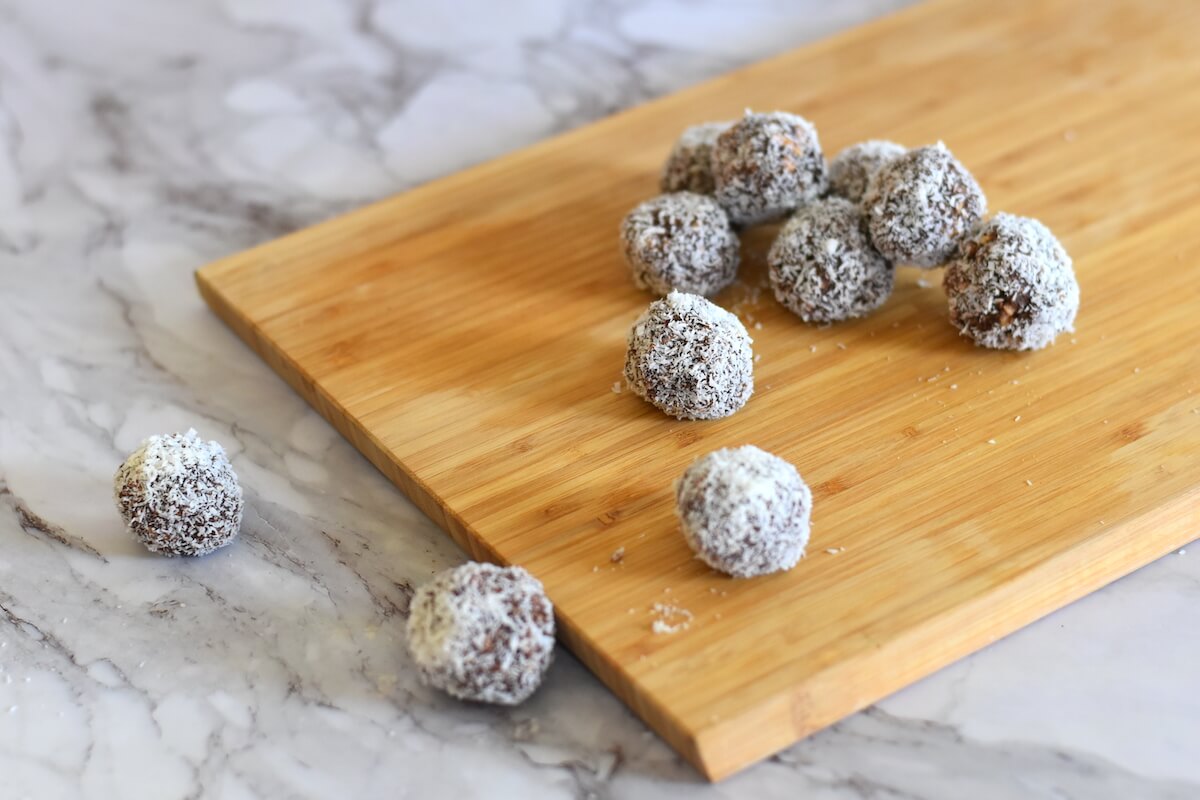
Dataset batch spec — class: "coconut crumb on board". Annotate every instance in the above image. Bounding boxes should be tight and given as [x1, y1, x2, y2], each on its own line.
[916, 278, 931, 288]
[651, 603, 693, 635]
[987, 438, 997, 445]
[1026, 479, 1034, 486]
[610, 547, 625, 563]
[611, 381, 622, 394]
[825, 546, 846, 555]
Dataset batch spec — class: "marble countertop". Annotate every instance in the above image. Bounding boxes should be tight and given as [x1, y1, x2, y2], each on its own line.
[0, 0, 1197, 797]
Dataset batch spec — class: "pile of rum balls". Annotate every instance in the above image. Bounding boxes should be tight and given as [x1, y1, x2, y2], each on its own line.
[618, 110, 1081, 588]
[621, 109, 1081, 421]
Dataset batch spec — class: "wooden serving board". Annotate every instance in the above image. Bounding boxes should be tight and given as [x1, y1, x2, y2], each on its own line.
[196, 0, 1200, 780]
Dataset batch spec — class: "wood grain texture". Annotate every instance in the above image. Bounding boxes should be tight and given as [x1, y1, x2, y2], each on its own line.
[196, 0, 1200, 780]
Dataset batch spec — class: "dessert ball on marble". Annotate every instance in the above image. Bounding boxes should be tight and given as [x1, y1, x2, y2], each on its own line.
[623, 291, 754, 420]
[660, 121, 732, 195]
[114, 428, 243, 557]
[943, 213, 1080, 351]
[768, 196, 894, 323]
[406, 562, 555, 706]
[711, 110, 827, 226]
[620, 192, 740, 297]
[862, 142, 987, 267]
[676, 445, 812, 578]
[827, 139, 906, 203]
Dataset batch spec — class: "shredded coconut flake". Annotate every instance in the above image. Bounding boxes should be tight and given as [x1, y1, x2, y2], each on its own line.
[650, 603, 693, 635]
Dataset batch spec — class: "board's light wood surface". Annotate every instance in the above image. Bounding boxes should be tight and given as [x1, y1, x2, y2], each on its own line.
[196, 0, 1200, 780]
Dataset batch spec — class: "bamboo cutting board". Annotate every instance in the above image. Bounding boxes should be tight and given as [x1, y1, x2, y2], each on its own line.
[196, 0, 1200, 780]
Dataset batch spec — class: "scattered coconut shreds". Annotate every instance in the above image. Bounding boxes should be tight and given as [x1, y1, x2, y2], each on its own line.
[1014, 415, 1022, 422]
[916, 278, 931, 289]
[650, 602, 694, 635]
[950, 384, 958, 390]
[1179, 549, 1187, 556]
[987, 438, 997, 445]
[610, 547, 625, 564]
[1133, 367, 1141, 374]
[592, 566, 600, 573]
[611, 381, 622, 394]
[825, 547, 846, 555]
[754, 354, 762, 363]
[513, 718, 540, 740]
[754, 322, 763, 330]
[1011, 379, 1021, 385]
[1026, 479, 1034, 486]
[809, 344, 817, 353]
[837, 342, 847, 350]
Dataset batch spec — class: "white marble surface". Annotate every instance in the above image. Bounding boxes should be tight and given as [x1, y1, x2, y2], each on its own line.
[0, 0, 1197, 797]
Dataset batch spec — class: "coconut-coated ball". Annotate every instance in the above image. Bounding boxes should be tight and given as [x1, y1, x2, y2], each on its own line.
[660, 121, 731, 195]
[711, 110, 827, 226]
[828, 140, 906, 203]
[620, 192, 740, 297]
[944, 213, 1080, 350]
[406, 562, 555, 706]
[862, 142, 986, 267]
[676, 445, 812, 578]
[623, 291, 754, 420]
[113, 428, 243, 557]
[768, 196, 894, 323]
